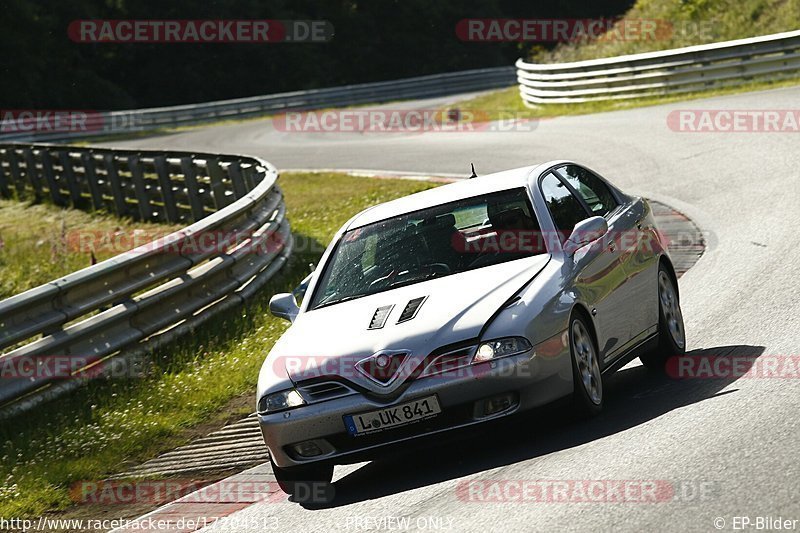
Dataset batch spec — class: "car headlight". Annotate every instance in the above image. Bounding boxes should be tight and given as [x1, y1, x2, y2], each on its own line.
[473, 337, 532, 363]
[258, 388, 306, 413]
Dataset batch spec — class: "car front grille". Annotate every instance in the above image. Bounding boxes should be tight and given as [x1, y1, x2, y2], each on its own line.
[419, 346, 476, 377]
[297, 381, 357, 402]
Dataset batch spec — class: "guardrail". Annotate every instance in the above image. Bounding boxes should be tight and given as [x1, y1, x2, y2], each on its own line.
[0, 143, 291, 417]
[3, 67, 515, 142]
[516, 30, 800, 104]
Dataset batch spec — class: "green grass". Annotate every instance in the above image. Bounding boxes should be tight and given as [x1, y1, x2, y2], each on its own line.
[0, 201, 181, 300]
[0, 172, 436, 518]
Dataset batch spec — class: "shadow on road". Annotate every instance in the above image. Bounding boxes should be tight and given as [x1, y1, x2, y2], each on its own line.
[305, 344, 765, 509]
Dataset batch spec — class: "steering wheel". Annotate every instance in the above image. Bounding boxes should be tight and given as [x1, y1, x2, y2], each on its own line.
[368, 268, 398, 289]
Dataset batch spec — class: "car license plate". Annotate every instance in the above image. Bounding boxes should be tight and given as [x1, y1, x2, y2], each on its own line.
[344, 395, 442, 436]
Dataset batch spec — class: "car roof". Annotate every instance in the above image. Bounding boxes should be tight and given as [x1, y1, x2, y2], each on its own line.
[346, 163, 558, 229]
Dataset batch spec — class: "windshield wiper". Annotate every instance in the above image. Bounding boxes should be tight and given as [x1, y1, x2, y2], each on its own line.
[315, 269, 444, 309]
[387, 271, 441, 289]
[316, 292, 367, 308]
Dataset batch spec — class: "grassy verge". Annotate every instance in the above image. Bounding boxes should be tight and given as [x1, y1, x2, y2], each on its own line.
[540, 0, 800, 63]
[0, 172, 437, 518]
[446, 75, 800, 123]
[0, 201, 181, 300]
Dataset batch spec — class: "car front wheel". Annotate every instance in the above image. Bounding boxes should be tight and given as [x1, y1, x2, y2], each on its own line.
[271, 457, 334, 499]
[640, 265, 686, 371]
[569, 312, 603, 416]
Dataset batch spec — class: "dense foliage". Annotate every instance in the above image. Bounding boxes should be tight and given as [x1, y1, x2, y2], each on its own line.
[0, 0, 634, 109]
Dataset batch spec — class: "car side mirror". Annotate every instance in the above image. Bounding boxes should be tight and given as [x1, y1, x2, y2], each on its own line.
[292, 271, 314, 302]
[564, 216, 608, 256]
[269, 293, 300, 322]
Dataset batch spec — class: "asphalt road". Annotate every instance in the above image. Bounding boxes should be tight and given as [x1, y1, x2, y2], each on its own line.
[104, 85, 800, 532]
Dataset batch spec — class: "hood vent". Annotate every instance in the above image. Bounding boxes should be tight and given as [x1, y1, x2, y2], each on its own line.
[397, 296, 427, 323]
[368, 305, 394, 329]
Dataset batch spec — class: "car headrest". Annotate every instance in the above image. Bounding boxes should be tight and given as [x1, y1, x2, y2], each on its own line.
[422, 213, 456, 229]
[489, 207, 533, 230]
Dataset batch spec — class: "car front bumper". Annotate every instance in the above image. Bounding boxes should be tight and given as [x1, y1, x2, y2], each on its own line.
[259, 341, 572, 468]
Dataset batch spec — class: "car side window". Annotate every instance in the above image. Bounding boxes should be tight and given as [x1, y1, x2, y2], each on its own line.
[540, 172, 589, 242]
[556, 165, 618, 217]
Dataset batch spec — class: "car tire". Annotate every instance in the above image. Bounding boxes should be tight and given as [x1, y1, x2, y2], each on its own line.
[569, 312, 603, 416]
[271, 457, 334, 500]
[640, 264, 686, 371]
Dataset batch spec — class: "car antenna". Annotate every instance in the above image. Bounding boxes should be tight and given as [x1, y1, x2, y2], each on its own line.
[469, 163, 478, 179]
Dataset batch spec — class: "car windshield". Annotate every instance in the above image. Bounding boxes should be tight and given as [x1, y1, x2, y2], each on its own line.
[309, 187, 546, 309]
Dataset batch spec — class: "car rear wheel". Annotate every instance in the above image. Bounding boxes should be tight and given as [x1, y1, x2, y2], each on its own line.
[640, 265, 686, 371]
[569, 313, 603, 416]
[271, 457, 334, 499]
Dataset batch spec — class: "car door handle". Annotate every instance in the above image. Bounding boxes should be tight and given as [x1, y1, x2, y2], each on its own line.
[637, 222, 643, 230]
[608, 241, 616, 252]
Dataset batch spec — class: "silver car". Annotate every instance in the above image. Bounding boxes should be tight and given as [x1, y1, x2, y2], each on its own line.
[258, 161, 685, 495]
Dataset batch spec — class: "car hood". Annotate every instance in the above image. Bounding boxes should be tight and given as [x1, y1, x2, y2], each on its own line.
[266, 254, 550, 395]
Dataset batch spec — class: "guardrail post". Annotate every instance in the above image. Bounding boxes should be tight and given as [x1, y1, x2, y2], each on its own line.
[180, 156, 206, 222]
[103, 153, 128, 217]
[206, 158, 231, 209]
[0, 153, 10, 198]
[227, 160, 248, 199]
[127, 154, 153, 221]
[59, 150, 83, 207]
[153, 155, 179, 223]
[81, 152, 105, 211]
[241, 163, 258, 190]
[39, 149, 65, 206]
[22, 147, 44, 199]
[7, 148, 26, 198]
